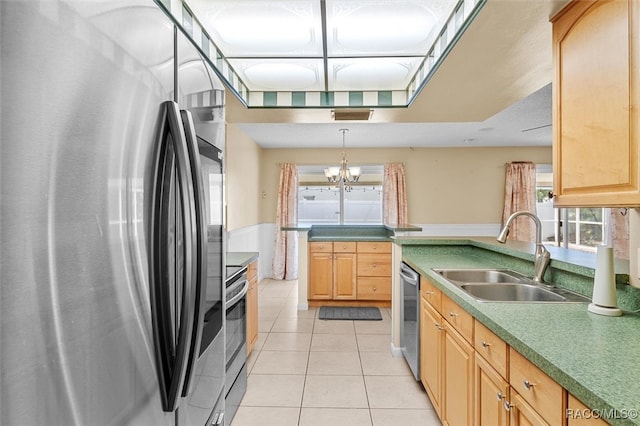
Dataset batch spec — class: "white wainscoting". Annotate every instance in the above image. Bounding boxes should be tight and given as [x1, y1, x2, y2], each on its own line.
[226, 223, 277, 280]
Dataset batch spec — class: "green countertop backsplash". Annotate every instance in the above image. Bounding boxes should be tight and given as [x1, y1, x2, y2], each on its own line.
[395, 237, 640, 426]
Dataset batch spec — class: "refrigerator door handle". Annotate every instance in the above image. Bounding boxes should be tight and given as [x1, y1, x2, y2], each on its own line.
[149, 100, 198, 412]
[179, 109, 207, 397]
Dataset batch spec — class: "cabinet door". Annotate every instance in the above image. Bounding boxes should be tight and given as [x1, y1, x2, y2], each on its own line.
[509, 391, 549, 426]
[333, 253, 356, 299]
[567, 394, 609, 426]
[309, 252, 333, 299]
[443, 324, 474, 426]
[420, 297, 443, 417]
[475, 353, 509, 426]
[246, 278, 258, 355]
[552, 0, 640, 206]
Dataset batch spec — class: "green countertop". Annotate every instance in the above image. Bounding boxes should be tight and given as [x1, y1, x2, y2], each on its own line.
[397, 239, 640, 425]
[226, 251, 259, 267]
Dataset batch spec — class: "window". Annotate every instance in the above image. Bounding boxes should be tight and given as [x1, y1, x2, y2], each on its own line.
[536, 165, 607, 252]
[298, 165, 383, 225]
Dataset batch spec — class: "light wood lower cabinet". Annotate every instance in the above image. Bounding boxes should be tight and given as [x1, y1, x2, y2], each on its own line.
[246, 260, 259, 355]
[509, 391, 550, 426]
[442, 322, 474, 426]
[308, 249, 334, 299]
[420, 290, 443, 416]
[418, 275, 608, 426]
[475, 353, 509, 426]
[509, 348, 565, 426]
[567, 394, 609, 426]
[308, 241, 390, 303]
[420, 277, 473, 425]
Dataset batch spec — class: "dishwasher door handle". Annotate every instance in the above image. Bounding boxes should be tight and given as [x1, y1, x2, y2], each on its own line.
[400, 263, 420, 285]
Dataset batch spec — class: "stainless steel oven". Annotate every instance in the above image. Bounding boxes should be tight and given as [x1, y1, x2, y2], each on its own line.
[400, 262, 420, 381]
[224, 266, 249, 425]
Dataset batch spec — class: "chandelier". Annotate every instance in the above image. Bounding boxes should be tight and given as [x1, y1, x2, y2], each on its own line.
[324, 129, 361, 188]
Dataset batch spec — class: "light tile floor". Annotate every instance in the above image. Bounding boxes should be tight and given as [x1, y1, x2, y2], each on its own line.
[231, 279, 442, 426]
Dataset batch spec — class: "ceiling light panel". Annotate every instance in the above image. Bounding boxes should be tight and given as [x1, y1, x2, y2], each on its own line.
[228, 58, 325, 91]
[326, 0, 458, 56]
[189, 0, 323, 56]
[328, 57, 422, 91]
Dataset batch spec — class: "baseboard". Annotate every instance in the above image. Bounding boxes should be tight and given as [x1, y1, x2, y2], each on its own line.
[390, 343, 404, 358]
[297, 302, 309, 311]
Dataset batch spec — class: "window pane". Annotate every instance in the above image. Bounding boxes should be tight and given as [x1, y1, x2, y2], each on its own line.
[568, 223, 577, 244]
[298, 186, 340, 224]
[580, 208, 602, 222]
[298, 164, 383, 225]
[343, 185, 383, 224]
[580, 224, 603, 246]
[567, 208, 577, 220]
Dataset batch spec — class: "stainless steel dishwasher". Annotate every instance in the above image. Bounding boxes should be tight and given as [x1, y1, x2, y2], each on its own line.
[400, 262, 420, 380]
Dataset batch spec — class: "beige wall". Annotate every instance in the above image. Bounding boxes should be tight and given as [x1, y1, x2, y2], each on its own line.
[259, 147, 552, 224]
[225, 124, 262, 231]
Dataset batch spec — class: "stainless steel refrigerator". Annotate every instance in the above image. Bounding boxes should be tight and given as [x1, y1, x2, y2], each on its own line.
[1, 1, 226, 425]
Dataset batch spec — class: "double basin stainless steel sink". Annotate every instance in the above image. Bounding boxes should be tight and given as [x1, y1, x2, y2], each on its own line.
[433, 269, 591, 303]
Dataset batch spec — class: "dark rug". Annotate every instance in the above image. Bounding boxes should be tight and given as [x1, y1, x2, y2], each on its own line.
[318, 306, 382, 321]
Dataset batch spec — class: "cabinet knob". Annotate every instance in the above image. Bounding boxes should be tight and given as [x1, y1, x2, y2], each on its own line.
[425, 290, 434, 296]
[503, 400, 514, 412]
[373, 287, 377, 291]
[523, 380, 535, 391]
[496, 391, 505, 401]
[434, 323, 444, 331]
[372, 263, 377, 267]
[449, 312, 459, 318]
[481, 341, 491, 348]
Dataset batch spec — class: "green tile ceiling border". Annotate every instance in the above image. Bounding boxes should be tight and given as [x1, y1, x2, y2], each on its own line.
[155, 0, 487, 109]
[292, 92, 306, 107]
[349, 92, 363, 107]
[378, 91, 392, 106]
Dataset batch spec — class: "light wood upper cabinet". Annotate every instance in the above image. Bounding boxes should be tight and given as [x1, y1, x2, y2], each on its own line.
[552, 0, 640, 206]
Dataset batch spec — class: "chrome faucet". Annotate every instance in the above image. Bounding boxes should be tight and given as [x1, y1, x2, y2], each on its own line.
[497, 211, 551, 283]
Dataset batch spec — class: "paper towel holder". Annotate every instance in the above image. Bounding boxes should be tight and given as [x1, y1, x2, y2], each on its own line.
[588, 245, 622, 317]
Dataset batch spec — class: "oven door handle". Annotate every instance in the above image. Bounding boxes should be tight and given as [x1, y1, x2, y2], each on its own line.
[225, 279, 249, 309]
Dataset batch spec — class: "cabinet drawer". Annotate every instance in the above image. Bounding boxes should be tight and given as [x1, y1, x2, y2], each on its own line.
[441, 294, 473, 343]
[357, 253, 391, 276]
[357, 277, 391, 300]
[475, 320, 508, 379]
[357, 241, 391, 253]
[509, 348, 564, 426]
[309, 242, 333, 253]
[333, 241, 357, 253]
[420, 277, 442, 314]
[247, 260, 258, 281]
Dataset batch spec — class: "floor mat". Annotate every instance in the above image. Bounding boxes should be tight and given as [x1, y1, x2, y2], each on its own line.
[318, 306, 382, 321]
